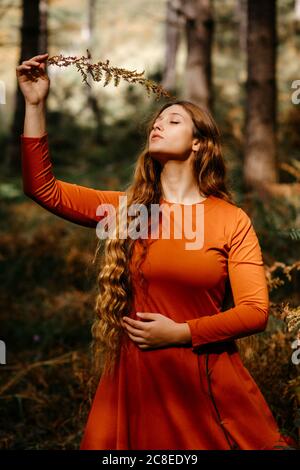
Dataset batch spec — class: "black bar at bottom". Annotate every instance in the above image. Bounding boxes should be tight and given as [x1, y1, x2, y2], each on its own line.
[0, 449, 298, 467]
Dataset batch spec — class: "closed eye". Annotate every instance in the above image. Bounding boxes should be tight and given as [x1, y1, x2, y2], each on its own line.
[151, 121, 180, 130]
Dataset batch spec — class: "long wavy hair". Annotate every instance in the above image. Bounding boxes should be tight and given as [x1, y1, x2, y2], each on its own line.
[88, 100, 256, 388]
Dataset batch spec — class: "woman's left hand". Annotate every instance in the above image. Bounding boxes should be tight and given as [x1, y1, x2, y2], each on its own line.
[121, 312, 190, 350]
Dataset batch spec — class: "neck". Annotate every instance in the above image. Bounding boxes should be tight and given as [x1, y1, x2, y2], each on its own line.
[159, 156, 204, 204]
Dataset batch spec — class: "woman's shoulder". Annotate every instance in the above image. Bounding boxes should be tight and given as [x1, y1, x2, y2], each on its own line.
[210, 194, 250, 211]
[208, 195, 253, 236]
[208, 195, 241, 216]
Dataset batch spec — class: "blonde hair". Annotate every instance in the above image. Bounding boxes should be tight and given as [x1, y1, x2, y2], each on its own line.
[89, 100, 251, 387]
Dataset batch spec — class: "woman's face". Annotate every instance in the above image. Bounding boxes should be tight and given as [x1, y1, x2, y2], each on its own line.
[148, 104, 199, 163]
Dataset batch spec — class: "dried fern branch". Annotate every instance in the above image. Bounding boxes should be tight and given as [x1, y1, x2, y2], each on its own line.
[265, 260, 300, 291]
[47, 50, 175, 101]
[0, 351, 78, 396]
[279, 302, 300, 343]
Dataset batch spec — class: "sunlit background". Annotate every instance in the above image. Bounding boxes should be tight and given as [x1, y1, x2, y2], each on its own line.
[0, 0, 299, 449]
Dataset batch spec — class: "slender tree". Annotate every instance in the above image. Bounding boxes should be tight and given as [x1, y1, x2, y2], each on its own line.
[5, 0, 47, 174]
[39, 0, 48, 53]
[235, 0, 248, 54]
[161, 0, 185, 92]
[244, 0, 278, 189]
[85, 0, 104, 145]
[295, 0, 300, 20]
[182, 0, 214, 111]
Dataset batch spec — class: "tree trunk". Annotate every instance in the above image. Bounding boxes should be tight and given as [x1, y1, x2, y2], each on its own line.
[182, 0, 214, 111]
[39, 0, 48, 53]
[161, 0, 185, 92]
[244, 0, 278, 189]
[295, 0, 300, 20]
[235, 0, 248, 54]
[295, 0, 300, 32]
[85, 0, 104, 145]
[4, 0, 46, 175]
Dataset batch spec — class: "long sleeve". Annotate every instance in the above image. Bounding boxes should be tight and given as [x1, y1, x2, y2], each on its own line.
[186, 207, 269, 351]
[21, 133, 124, 228]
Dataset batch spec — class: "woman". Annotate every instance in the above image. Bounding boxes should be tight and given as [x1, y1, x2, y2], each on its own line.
[17, 53, 297, 450]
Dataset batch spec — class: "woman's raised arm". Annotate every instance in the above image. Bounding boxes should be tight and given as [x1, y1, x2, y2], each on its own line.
[17, 54, 124, 228]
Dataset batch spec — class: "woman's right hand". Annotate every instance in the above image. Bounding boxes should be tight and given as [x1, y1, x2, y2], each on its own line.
[16, 53, 50, 106]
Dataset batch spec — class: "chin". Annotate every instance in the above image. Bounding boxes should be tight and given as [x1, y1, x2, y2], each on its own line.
[149, 152, 165, 165]
[149, 151, 186, 164]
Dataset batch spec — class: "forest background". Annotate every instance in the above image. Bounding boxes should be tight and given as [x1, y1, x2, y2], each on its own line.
[0, 0, 299, 449]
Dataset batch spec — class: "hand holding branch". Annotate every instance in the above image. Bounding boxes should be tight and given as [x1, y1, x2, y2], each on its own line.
[16, 53, 50, 106]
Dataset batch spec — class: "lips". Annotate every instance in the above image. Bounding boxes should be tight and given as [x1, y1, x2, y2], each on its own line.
[151, 133, 163, 140]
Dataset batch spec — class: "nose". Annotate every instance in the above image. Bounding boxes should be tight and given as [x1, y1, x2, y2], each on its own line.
[153, 121, 163, 131]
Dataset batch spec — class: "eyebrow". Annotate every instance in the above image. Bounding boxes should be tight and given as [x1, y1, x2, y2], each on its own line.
[155, 112, 184, 121]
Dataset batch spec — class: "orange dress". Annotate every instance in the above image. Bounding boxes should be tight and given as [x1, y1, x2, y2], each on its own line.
[21, 133, 296, 450]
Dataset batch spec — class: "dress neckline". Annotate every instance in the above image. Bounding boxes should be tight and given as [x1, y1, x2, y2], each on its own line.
[160, 195, 212, 206]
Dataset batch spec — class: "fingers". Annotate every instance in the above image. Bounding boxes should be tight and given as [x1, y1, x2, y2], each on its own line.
[22, 56, 48, 68]
[16, 54, 49, 72]
[126, 331, 149, 349]
[124, 322, 147, 337]
[123, 317, 147, 331]
[23, 60, 42, 67]
[122, 319, 151, 349]
[127, 332, 146, 344]
[27, 53, 49, 61]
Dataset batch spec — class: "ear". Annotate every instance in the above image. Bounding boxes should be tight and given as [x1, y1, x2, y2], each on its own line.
[192, 138, 201, 153]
